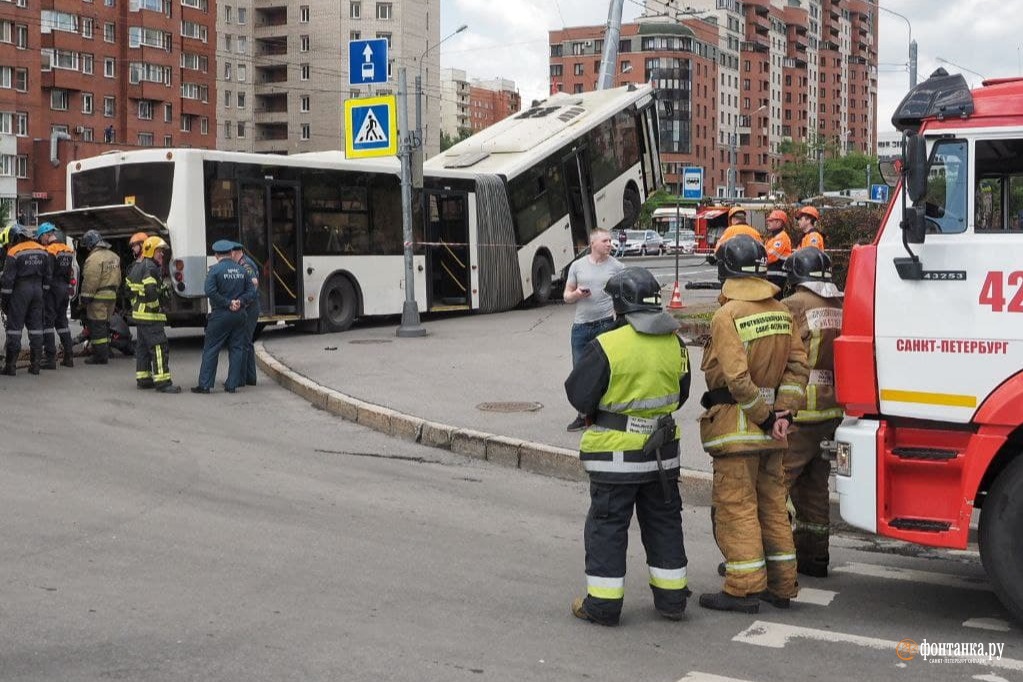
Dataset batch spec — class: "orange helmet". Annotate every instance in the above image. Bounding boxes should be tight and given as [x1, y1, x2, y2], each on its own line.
[727, 206, 747, 221]
[767, 210, 789, 223]
[795, 206, 820, 222]
[130, 231, 149, 247]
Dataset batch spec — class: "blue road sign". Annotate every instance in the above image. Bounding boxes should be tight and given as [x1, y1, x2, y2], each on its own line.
[348, 38, 389, 86]
[870, 184, 890, 203]
[344, 95, 397, 158]
[682, 167, 703, 200]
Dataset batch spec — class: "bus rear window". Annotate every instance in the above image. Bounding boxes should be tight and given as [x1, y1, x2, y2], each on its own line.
[71, 162, 174, 221]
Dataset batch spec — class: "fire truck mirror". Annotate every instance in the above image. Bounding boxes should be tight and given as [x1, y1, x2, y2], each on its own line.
[904, 205, 927, 245]
[905, 132, 928, 204]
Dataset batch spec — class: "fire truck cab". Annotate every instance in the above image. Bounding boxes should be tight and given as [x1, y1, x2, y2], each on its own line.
[832, 68, 1023, 621]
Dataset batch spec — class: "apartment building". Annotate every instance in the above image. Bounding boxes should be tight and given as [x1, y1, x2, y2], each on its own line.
[219, 0, 440, 156]
[439, 67, 470, 139]
[0, 0, 216, 217]
[549, 0, 878, 200]
[467, 77, 520, 133]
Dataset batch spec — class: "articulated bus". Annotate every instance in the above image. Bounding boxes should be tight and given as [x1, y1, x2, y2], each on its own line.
[40, 84, 661, 332]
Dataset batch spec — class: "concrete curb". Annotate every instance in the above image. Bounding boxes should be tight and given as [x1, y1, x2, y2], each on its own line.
[256, 341, 717, 506]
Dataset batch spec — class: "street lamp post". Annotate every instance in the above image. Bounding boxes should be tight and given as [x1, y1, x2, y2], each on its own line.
[936, 57, 985, 86]
[415, 24, 467, 156]
[726, 105, 766, 200]
[880, 6, 917, 87]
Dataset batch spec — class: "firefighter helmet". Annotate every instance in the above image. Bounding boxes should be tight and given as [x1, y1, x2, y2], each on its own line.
[141, 235, 169, 259]
[784, 247, 833, 284]
[795, 206, 820, 222]
[130, 231, 149, 247]
[36, 222, 58, 242]
[604, 267, 662, 316]
[717, 234, 768, 281]
[1, 223, 28, 247]
[80, 229, 105, 250]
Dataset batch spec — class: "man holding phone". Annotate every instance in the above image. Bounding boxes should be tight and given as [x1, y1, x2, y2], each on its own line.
[563, 228, 624, 431]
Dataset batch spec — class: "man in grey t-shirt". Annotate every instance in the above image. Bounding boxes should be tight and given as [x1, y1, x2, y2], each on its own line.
[563, 228, 624, 431]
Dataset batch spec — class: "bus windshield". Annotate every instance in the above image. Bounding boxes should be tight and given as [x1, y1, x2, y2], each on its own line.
[70, 162, 175, 221]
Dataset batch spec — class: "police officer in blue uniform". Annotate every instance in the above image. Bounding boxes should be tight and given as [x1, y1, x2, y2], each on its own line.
[231, 242, 261, 387]
[191, 240, 256, 394]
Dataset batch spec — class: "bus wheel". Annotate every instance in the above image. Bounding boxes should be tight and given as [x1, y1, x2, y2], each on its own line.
[980, 455, 1023, 623]
[318, 275, 358, 333]
[530, 254, 554, 306]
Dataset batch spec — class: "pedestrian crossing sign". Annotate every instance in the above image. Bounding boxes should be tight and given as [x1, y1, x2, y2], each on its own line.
[344, 95, 397, 159]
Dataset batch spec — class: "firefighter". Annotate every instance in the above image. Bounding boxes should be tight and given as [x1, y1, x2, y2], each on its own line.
[126, 236, 181, 393]
[0, 224, 51, 376]
[129, 232, 149, 263]
[715, 207, 763, 252]
[781, 247, 843, 578]
[698, 235, 809, 613]
[78, 229, 122, 365]
[565, 266, 692, 626]
[764, 210, 792, 294]
[35, 222, 76, 368]
[794, 206, 825, 250]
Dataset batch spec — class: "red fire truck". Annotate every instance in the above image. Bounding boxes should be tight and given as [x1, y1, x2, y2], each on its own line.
[831, 69, 1023, 621]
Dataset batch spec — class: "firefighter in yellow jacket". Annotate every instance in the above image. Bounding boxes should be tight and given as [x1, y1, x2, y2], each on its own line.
[565, 267, 692, 626]
[698, 235, 809, 613]
[78, 229, 122, 365]
[781, 247, 843, 577]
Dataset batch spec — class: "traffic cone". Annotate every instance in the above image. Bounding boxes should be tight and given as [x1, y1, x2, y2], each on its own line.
[667, 281, 686, 310]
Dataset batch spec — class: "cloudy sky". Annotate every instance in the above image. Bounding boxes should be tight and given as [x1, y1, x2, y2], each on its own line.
[439, 0, 1017, 136]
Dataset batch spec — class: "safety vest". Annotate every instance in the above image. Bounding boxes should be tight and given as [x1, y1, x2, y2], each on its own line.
[579, 325, 687, 483]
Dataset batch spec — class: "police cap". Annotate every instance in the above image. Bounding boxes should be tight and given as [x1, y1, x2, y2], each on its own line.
[212, 239, 235, 254]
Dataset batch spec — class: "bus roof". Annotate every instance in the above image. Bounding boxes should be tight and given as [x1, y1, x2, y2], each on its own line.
[425, 84, 655, 180]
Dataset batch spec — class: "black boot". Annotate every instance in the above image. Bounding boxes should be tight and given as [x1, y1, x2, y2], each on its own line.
[1, 356, 15, 376]
[84, 345, 109, 364]
[41, 354, 57, 370]
[60, 334, 74, 367]
[698, 591, 760, 614]
[61, 353, 74, 368]
[28, 349, 41, 375]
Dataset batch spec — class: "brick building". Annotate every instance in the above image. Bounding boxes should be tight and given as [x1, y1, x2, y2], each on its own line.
[440, 69, 520, 141]
[0, 0, 216, 219]
[548, 0, 878, 200]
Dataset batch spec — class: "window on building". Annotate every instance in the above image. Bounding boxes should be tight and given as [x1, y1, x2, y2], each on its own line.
[350, 2, 361, 19]
[573, 63, 583, 76]
[376, 32, 391, 47]
[237, 64, 246, 81]
[376, 2, 391, 19]
[82, 17, 94, 38]
[103, 96, 115, 117]
[138, 132, 154, 146]
[224, 121, 232, 139]
[236, 121, 246, 138]
[301, 63, 310, 80]
[104, 57, 115, 77]
[301, 123, 310, 140]
[237, 92, 245, 108]
[82, 53, 94, 74]
[301, 35, 310, 52]
[104, 22, 115, 43]
[224, 34, 232, 52]
[300, 95, 310, 112]
[82, 127, 94, 142]
[237, 36, 247, 54]
[15, 23, 27, 48]
[224, 5, 232, 22]
[350, 30, 361, 40]
[200, 116, 208, 135]
[181, 114, 192, 132]
[164, 103, 172, 122]
[224, 89, 231, 107]
[14, 112, 27, 136]
[138, 100, 153, 120]
[238, 7, 247, 24]
[224, 62, 232, 79]
[50, 89, 69, 110]
[299, 5, 310, 22]
[82, 92, 94, 114]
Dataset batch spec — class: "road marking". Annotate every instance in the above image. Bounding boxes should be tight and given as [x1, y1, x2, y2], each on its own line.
[676, 673, 755, 682]
[831, 562, 990, 591]
[734, 621, 1023, 672]
[963, 617, 1012, 632]
[794, 587, 837, 606]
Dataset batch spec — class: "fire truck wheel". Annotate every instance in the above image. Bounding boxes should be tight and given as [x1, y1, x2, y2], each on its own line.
[979, 455, 1023, 623]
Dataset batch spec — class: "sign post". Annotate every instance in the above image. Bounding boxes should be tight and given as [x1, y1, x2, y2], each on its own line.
[395, 68, 426, 338]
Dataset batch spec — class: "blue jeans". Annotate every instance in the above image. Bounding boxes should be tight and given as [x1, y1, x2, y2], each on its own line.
[571, 316, 615, 367]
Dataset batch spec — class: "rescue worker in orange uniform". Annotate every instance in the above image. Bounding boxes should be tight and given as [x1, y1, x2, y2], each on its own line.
[764, 210, 792, 294]
[698, 235, 809, 613]
[566, 267, 692, 626]
[795, 206, 825, 250]
[0, 224, 52, 376]
[35, 222, 76, 368]
[781, 247, 844, 578]
[715, 207, 763, 252]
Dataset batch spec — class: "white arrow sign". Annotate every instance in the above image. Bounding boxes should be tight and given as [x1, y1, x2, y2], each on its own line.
[362, 44, 373, 62]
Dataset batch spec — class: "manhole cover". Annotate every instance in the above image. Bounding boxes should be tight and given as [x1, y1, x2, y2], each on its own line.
[476, 401, 544, 413]
[348, 339, 393, 345]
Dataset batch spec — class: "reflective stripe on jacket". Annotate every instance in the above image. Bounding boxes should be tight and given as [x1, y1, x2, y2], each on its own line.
[126, 258, 168, 323]
[80, 247, 121, 301]
[700, 277, 809, 455]
[579, 325, 688, 482]
[783, 286, 843, 422]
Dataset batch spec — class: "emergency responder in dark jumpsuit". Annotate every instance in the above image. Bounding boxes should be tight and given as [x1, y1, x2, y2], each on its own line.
[36, 222, 76, 368]
[127, 236, 181, 394]
[698, 235, 809, 613]
[231, 242, 261, 386]
[79, 229, 122, 365]
[781, 247, 843, 578]
[565, 267, 692, 626]
[0, 224, 51, 376]
[191, 240, 256, 394]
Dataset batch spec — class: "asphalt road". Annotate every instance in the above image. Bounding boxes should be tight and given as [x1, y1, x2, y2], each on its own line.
[1, 332, 1020, 681]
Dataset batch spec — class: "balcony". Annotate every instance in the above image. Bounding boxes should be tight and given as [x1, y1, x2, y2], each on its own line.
[40, 68, 84, 91]
[255, 122, 288, 141]
[256, 64, 288, 85]
[127, 79, 172, 101]
[256, 36, 288, 57]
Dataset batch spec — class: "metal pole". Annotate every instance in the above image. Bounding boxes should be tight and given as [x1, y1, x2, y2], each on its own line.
[727, 118, 737, 200]
[818, 143, 825, 196]
[673, 203, 680, 286]
[596, 0, 625, 89]
[396, 67, 426, 338]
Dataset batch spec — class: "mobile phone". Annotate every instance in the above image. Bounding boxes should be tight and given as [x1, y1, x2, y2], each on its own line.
[579, 287, 591, 294]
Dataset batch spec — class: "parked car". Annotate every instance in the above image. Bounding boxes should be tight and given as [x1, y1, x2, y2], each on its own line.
[618, 229, 664, 256]
[661, 228, 697, 254]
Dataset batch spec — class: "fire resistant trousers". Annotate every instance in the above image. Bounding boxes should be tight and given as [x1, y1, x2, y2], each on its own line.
[582, 478, 689, 623]
[5, 282, 44, 361]
[712, 450, 798, 598]
[42, 286, 73, 362]
[86, 300, 116, 362]
[135, 323, 173, 388]
[784, 419, 841, 568]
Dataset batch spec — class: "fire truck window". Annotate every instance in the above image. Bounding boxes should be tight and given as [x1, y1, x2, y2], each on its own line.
[975, 139, 1023, 232]
[922, 139, 968, 234]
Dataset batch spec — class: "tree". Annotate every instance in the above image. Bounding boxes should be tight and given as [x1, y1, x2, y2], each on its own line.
[440, 128, 471, 152]
[637, 188, 674, 229]
[776, 139, 879, 201]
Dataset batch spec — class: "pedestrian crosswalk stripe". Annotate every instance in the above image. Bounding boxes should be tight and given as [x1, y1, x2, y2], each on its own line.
[354, 109, 386, 144]
[793, 587, 837, 606]
[832, 562, 989, 591]
[963, 617, 1012, 632]
[675, 673, 755, 682]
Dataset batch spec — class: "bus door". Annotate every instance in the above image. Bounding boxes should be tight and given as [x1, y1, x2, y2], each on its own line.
[424, 190, 471, 311]
[562, 148, 596, 252]
[238, 179, 302, 316]
[638, 106, 662, 195]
